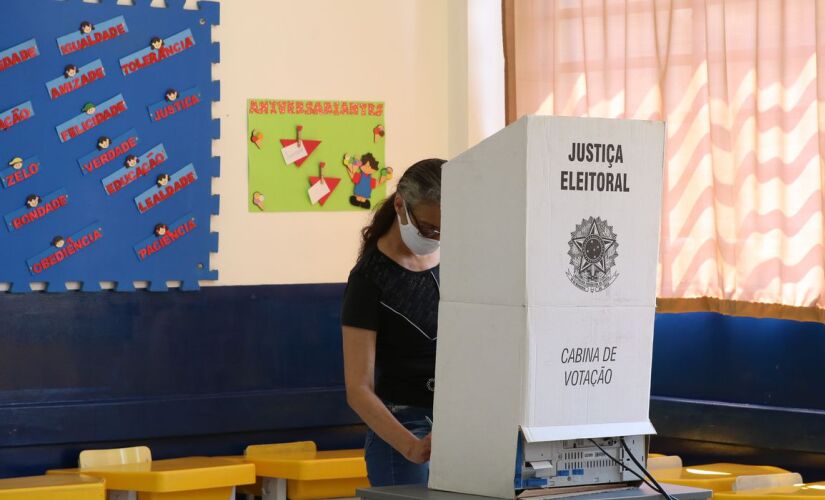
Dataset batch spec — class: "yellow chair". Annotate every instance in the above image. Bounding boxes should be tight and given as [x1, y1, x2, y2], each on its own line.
[80, 446, 152, 469]
[243, 441, 369, 500]
[0, 474, 105, 500]
[651, 463, 794, 493]
[648, 455, 683, 471]
[715, 473, 815, 500]
[48, 447, 255, 500]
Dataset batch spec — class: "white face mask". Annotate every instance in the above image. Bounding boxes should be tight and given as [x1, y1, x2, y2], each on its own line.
[398, 201, 440, 256]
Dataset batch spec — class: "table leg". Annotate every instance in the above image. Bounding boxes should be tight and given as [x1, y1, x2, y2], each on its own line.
[108, 491, 137, 500]
[262, 477, 287, 500]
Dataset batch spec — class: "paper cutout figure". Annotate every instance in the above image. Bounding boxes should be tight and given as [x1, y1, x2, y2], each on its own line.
[0, 101, 34, 132]
[25, 194, 41, 208]
[134, 215, 196, 261]
[250, 129, 263, 149]
[3, 156, 41, 189]
[97, 137, 111, 150]
[343, 153, 392, 209]
[308, 162, 331, 205]
[0, 39, 39, 73]
[281, 142, 307, 165]
[252, 191, 265, 211]
[124, 155, 139, 168]
[148, 87, 201, 122]
[373, 124, 385, 142]
[57, 94, 127, 143]
[64, 64, 78, 78]
[156, 173, 170, 187]
[52, 236, 65, 248]
[120, 29, 194, 76]
[58, 17, 128, 56]
[279, 125, 320, 166]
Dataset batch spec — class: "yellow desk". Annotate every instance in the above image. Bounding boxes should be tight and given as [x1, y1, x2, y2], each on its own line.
[651, 464, 792, 493]
[715, 482, 825, 500]
[244, 444, 369, 500]
[48, 457, 255, 500]
[0, 474, 105, 500]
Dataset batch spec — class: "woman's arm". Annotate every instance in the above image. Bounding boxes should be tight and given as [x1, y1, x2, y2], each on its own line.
[342, 325, 431, 464]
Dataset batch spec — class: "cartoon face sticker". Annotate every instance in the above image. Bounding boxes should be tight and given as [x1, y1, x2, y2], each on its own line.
[97, 137, 111, 150]
[82, 102, 96, 115]
[154, 223, 168, 237]
[79, 21, 94, 35]
[359, 153, 379, 174]
[64, 64, 78, 78]
[52, 236, 66, 248]
[165, 89, 179, 102]
[124, 155, 139, 168]
[9, 157, 23, 170]
[25, 194, 41, 208]
[156, 173, 170, 187]
[150, 37, 164, 50]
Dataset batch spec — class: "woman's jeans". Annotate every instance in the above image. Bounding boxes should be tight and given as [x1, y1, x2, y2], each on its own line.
[365, 403, 434, 487]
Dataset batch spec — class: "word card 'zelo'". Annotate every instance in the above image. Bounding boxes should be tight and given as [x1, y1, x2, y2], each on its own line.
[56, 94, 127, 143]
[102, 143, 168, 195]
[0, 101, 34, 132]
[1, 156, 41, 189]
[46, 59, 106, 100]
[27, 223, 104, 276]
[0, 39, 39, 73]
[1, 0, 219, 293]
[119, 29, 195, 76]
[148, 87, 201, 122]
[134, 163, 197, 214]
[57, 16, 128, 56]
[77, 129, 139, 176]
[4, 189, 69, 232]
[134, 214, 197, 261]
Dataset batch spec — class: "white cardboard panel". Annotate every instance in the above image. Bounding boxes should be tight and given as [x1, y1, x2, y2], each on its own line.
[441, 116, 664, 308]
[521, 421, 656, 443]
[440, 117, 529, 307]
[527, 116, 665, 308]
[525, 305, 655, 428]
[430, 300, 527, 499]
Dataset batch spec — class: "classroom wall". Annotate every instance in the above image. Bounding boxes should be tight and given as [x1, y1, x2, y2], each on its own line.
[214, 0, 451, 286]
[213, 0, 504, 286]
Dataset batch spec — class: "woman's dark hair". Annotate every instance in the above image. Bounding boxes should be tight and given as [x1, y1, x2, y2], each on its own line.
[359, 158, 445, 259]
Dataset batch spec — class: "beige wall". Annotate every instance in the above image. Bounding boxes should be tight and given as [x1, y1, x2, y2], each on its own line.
[213, 0, 454, 285]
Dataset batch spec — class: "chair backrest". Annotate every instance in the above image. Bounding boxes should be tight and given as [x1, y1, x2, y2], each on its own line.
[245, 441, 316, 458]
[648, 455, 683, 471]
[79, 446, 152, 469]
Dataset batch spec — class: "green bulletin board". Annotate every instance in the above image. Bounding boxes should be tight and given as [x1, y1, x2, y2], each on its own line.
[247, 99, 388, 212]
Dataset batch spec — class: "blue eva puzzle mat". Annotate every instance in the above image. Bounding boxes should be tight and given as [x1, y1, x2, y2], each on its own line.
[0, 0, 220, 292]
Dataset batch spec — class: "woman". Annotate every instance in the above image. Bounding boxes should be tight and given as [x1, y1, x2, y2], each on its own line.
[341, 158, 445, 486]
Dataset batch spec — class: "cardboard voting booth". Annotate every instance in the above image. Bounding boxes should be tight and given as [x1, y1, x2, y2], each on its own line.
[429, 116, 666, 499]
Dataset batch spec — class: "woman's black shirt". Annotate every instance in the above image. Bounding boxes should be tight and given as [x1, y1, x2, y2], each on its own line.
[341, 247, 439, 408]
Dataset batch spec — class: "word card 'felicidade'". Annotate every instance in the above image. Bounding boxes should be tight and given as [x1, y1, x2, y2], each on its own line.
[430, 116, 665, 499]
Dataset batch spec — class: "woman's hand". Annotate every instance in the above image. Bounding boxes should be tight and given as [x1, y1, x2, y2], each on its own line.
[403, 433, 432, 464]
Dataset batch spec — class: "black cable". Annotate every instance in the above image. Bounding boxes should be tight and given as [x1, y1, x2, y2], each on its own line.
[620, 438, 677, 500]
[587, 439, 659, 492]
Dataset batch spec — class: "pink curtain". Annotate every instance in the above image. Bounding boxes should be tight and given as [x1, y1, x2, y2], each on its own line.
[509, 0, 825, 319]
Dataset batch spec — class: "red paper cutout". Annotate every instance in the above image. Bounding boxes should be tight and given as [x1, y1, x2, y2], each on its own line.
[279, 139, 321, 166]
[308, 176, 340, 206]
